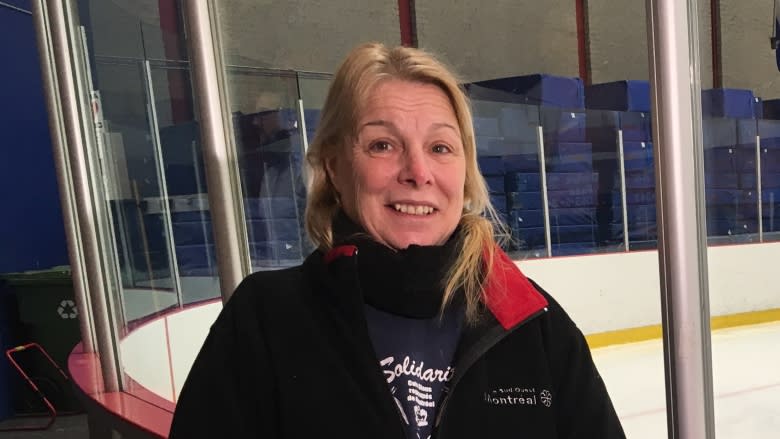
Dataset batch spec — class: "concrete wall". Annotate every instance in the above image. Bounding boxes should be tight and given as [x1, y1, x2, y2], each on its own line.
[85, 0, 165, 59]
[720, 0, 780, 99]
[215, 1, 400, 72]
[79, 1, 780, 100]
[588, 0, 713, 89]
[415, 0, 579, 82]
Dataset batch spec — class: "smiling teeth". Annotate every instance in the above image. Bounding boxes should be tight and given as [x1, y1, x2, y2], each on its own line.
[394, 204, 434, 215]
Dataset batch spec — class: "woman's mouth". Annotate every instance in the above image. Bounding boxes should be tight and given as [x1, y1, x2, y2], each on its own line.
[391, 203, 436, 216]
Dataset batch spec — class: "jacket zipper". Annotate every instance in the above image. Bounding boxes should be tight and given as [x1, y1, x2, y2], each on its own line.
[343, 251, 409, 437]
[433, 307, 549, 433]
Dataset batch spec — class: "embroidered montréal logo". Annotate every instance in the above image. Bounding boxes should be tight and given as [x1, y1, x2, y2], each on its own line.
[483, 386, 553, 407]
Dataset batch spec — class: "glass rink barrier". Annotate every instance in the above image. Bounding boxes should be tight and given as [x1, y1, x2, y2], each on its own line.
[20, 0, 780, 437]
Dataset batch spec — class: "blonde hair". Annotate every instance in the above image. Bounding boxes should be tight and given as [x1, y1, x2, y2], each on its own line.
[304, 42, 507, 323]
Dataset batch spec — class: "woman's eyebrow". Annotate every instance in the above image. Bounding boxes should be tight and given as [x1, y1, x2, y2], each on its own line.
[359, 120, 458, 134]
[430, 122, 459, 133]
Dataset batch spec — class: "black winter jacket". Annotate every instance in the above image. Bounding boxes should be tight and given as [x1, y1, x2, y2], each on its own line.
[170, 245, 625, 438]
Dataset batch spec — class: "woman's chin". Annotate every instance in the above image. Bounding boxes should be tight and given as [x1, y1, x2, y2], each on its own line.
[381, 233, 445, 250]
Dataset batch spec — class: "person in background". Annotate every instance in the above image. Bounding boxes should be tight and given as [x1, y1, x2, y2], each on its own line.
[170, 42, 625, 439]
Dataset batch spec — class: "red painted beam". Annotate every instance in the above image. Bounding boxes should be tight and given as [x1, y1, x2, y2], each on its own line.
[575, 0, 591, 85]
[710, 0, 722, 88]
[398, 0, 416, 47]
[158, 0, 192, 123]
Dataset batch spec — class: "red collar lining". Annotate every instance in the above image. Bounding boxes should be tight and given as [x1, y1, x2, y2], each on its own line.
[324, 245, 358, 264]
[482, 246, 549, 330]
[324, 243, 547, 330]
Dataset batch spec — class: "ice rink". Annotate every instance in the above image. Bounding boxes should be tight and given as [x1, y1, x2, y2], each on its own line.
[593, 321, 780, 438]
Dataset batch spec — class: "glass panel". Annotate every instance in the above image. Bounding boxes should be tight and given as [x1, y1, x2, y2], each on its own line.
[227, 69, 308, 270]
[74, 0, 218, 409]
[94, 58, 180, 321]
[208, 1, 670, 437]
[467, 85, 544, 258]
[757, 119, 780, 240]
[703, 117, 760, 245]
[91, 57, 182, 405]
[215, 2, 403, 272]
[297, 72, 331, 150]
[702, 0, 780, 436]
[148, 61, 221, 305]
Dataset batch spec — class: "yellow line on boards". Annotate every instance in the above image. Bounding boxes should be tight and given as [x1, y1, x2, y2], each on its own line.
[585, 308, 780, 349]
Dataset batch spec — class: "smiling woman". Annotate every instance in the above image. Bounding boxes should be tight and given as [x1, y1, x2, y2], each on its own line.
[327, 80, 467, 250]
[169, 42, 626, 439]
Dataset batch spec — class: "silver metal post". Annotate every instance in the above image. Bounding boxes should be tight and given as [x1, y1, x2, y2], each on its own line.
[617, 129, 630, 251]
[646, 0, 716, 437]
[756, 135, 763, 242]
[184, 0, 251, 300]
[536, 126, 552, 257]
[31, 0, 95, 353]
[142, 60, 184, 306]
[74, 27, 129, 337]
[297, 98, 310, 153]
[43, 0, 119, 391]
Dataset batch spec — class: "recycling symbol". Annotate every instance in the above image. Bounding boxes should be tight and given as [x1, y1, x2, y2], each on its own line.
[57, 299, 78, 319]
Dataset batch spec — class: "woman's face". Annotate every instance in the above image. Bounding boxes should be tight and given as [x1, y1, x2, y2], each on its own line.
[328, 79, 466, 249]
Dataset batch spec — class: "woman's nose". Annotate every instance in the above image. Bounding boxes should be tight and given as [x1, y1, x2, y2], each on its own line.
[399, 147, 433, 187]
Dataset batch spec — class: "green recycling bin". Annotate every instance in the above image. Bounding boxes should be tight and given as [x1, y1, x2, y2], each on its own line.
[0, 267, 82, 413]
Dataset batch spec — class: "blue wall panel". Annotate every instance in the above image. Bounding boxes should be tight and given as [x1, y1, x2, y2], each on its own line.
[0, 7, 68, 273]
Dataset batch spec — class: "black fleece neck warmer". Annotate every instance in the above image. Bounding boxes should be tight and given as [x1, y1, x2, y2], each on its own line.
[331, 212, 463, 318]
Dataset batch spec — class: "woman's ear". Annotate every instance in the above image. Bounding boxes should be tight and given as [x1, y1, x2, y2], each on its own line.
[324, 155, 343, 202]
[324, 155, 337, 182]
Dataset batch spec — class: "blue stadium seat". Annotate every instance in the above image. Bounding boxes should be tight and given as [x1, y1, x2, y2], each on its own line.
[172, 220, 213, 246]
[490, 193, 508, 213]
[617, 169, 655, 190]
[586, 80, 651, 112]
[469, 74, 585, 108]
[622, 141, 654, 171]
[541, 108, 587, 142]
[249, 241, 303, 264]
[546, 172, 599, 191]
[546, 142, 593, 172]
[503, 153, 541, 173]
[244, 197, 299, 219]
[550, 207, 597, 226]
[176, 244, 216, 275]
[477, 155, 505, 175]
[611, 204, 656, 225]
[484, 175, 505, 193]
[504, 172, 541, 192]
[247, 219, 301, 242]
[702, 88, 758, 119]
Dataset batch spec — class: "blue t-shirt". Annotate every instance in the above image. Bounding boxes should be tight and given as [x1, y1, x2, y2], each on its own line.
[364, 305, 463, 439]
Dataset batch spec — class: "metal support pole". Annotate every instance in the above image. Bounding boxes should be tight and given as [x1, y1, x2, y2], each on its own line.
[646, 0, 716, 437]
[756, 135, 764, 242]
[31, 0, 95, 353]
[183, 0, 251, 301]
[297, 98, 310, 153]
[536, 126, 552, 257]
[617, 129, 631, 251]
[42, 0, 119, 391]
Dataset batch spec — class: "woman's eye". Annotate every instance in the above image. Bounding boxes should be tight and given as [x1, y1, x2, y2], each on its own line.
[432, 143, 452, 154]
[369, 141, 393, 152]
